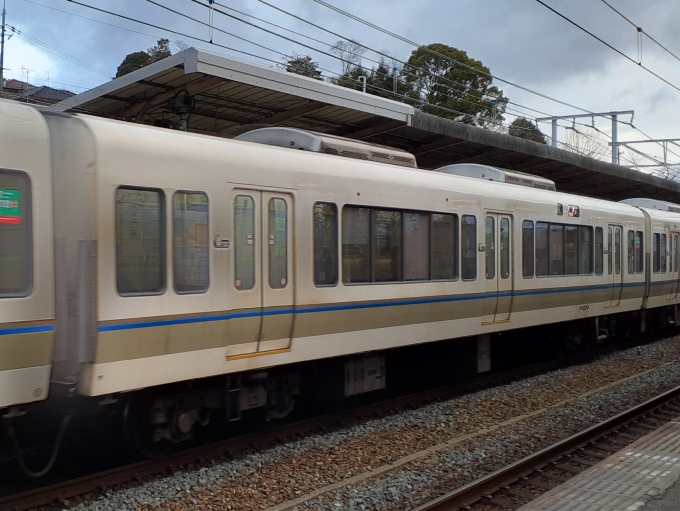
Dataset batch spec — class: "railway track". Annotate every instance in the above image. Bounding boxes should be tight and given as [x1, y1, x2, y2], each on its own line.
[414, 383, 680, 511]
[0, 343, 628, 511]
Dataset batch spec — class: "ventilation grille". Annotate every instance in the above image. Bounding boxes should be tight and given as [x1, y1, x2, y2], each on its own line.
[434, 163, 556, 191]
[235, 127, 417, 168]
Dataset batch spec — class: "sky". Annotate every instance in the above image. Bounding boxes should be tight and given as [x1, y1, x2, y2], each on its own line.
[3, 0, 680, 167]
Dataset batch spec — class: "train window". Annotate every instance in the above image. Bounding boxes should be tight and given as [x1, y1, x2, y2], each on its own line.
[0, 170, 32, 297]
[675, 234, 679, 273]
[653, 233, 660, 273]
[373, 209, 402, 282]
[578, 226, 593, 275]
[500, 218, 510, 279]
[661, 234, 667, 273]
[342, 207, 370, 283]
[404, 211, 430, 281]
[627, 231, 635, 275]
[615, 228, 622, 275]
[116, 187, 165, 295]
[461, 215, 477, 281]
[313, 203, 338, 286]
[485, 216, 495, 280]
[564, 226, 578, 275]
[431, 213, 458, 280]
[549, 224, 564, 276]
[268, 198, 288, 289]
[173, 192, 209, 294]
[234, 195, 256, 290]
[522, 221, 534, 278]
[636, 231, 644, 273]
[607, 227, 613, 275]
[595, 227, 603, 275]
[535, 222, 549, 277]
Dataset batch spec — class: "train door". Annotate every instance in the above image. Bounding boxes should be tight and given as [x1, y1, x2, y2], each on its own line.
[608, 225, 623, 306]
[670, 232, 679, 299]
[229, 190, 294, 358]
[259, 192, 294, 352]
[483, 213, 513, 323]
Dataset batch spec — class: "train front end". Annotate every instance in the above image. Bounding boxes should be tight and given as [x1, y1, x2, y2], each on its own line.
[0, 100, 54, 412]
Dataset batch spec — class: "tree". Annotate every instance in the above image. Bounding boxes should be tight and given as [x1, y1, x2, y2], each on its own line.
[401, 43, 508, 127]
[116, 39, 173, 78]
[509, 117, 547, 144]
[330, 40, 366, 76]
[562, 126, 609, 161]
[279, 53, 323, 80]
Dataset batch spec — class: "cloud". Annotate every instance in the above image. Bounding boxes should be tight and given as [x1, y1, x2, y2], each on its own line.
[3, 35, 56, 86]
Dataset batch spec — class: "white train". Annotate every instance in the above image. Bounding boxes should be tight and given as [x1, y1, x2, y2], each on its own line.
[2, 99, 679, 461]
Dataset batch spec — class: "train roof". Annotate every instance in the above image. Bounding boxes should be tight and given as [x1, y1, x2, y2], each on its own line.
[35, 105, 649, 219]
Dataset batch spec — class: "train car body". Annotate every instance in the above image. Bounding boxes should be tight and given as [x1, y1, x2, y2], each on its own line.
[37, 112, 653, 399]
[2, 100, 680, 456]
[0, 101, 54, 411]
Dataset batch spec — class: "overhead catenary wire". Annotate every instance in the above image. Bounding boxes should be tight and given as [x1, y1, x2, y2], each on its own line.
[599, 0, 680, 65]
[533, 0, 680, 94]
[6, 24, 113, 78]
[20, 0, 670, 167]
[54, 1, 637, 158]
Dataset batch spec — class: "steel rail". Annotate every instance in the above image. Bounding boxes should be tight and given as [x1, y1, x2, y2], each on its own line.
[414, 384, 680, 511]
[0, 345, 624, 511]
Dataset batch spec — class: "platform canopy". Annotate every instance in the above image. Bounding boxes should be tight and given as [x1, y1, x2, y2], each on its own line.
[52, 47, 680, 203]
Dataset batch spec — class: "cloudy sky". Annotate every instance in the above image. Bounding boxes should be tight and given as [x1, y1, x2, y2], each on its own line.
[4, 0, 680, 166]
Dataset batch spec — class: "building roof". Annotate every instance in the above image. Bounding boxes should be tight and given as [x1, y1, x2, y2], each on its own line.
[50, 47, 680, 203]
[23, 86, 75, 102]
[4, 79, 32, 91]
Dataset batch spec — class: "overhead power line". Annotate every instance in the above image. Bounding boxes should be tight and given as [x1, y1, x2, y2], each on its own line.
[599, 0, 680, 65]
[6, 24, 113, 78]
[19, 0, 666, 165]
[533, 0, 680, 94]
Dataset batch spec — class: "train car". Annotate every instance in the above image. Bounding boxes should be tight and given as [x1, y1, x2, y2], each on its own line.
[0, 101, 54, 414]
[2, 101, 680, 460]
[621, 199, 680, 321]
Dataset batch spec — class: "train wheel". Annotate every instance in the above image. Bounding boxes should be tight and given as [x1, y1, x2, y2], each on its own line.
[123, 395, 172, 459]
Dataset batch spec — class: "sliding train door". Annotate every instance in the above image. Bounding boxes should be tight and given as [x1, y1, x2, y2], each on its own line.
[483, 213, 513, 324]
[670, 232, 679, 299]
[228, 190, 294, 358]
[608, 225, 623, 306]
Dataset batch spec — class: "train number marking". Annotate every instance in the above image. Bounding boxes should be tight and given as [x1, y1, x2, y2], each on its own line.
[579, 304, 590, 311]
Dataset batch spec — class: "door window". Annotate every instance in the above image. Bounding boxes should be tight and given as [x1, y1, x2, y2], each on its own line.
[268, 198, 288, 289]
[500, 217, 510, 279]
[607, 227, 613, 275]
[485, 216, 495, 279]
[234, 195, 256, 290]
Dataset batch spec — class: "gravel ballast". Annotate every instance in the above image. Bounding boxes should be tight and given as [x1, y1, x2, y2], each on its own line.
[51, 337, 680, 511]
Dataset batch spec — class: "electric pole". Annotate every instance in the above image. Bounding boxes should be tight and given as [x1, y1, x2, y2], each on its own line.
[0, 0, 6, 92]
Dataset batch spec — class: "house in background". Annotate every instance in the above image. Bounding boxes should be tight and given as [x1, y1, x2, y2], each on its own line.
[1, 78, 75, 105]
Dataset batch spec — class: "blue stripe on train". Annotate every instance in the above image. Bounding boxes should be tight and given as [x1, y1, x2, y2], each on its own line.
[97, 280, 664, 333]
[0, 325, 54, 336]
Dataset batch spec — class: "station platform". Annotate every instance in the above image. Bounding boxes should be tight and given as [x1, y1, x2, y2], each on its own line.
[518, 416, 680, 510]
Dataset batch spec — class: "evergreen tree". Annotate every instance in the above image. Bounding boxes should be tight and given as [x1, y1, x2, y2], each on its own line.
[509, 117, 547, 144]
[116, 39, 173, 78]
[401, 43, 508, 127]
[280, 53, 323, 80]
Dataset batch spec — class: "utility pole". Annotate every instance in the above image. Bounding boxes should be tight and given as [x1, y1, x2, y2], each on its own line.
[0, 0, 6, 92]
[536, 110, 634, 164]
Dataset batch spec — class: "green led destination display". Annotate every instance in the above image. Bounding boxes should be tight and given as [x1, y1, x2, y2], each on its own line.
[0, 189, 21, 225]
